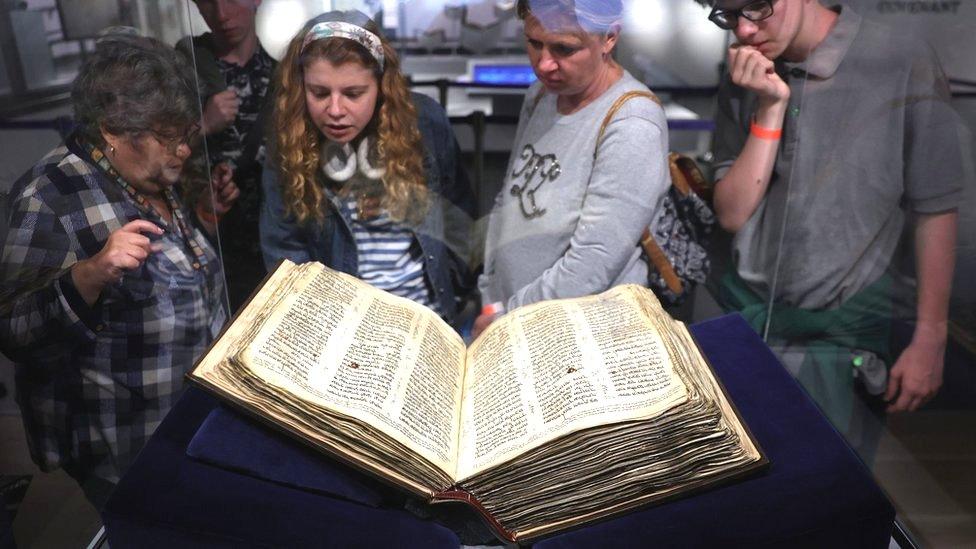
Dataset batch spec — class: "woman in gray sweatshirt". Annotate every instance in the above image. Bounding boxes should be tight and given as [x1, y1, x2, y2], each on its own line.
[476, 0, 670, 333]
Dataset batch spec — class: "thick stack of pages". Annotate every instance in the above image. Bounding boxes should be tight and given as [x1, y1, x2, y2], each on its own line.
[189, 260, 766, 542]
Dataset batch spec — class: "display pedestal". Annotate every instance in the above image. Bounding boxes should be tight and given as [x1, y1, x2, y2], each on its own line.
[102, 314, 894, 548]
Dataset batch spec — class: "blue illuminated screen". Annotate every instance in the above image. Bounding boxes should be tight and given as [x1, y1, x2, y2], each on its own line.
[471, 64, 538, 85]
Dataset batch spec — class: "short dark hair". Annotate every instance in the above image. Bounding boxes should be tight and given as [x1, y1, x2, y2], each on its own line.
[516, 0, 623, 34]
[72, 33, 198, 147]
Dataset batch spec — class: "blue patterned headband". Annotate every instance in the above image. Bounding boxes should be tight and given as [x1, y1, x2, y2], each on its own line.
[301, 21, 385, 71]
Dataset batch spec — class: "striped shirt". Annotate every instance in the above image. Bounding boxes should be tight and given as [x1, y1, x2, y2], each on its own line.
[337, 196, 441, 315]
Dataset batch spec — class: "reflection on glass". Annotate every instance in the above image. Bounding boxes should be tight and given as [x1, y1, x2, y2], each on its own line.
[705, 0, 975, 545]
[0, 48, 10, 95]
[0, 2, 223, 546]
[256, 0, 334, 60]
[0, 0, 973, 546]
[56, 0, 122, 41]
[10, 9, 60, 90]
[184, 0, 275, 313]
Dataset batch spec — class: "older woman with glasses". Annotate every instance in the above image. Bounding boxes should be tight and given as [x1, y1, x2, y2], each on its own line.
[0, 33, 236, 509]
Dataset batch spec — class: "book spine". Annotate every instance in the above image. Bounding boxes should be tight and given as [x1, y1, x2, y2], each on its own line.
[431, 489, 516, 543]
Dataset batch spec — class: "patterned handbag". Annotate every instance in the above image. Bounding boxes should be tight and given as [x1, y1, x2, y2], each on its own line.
[596, 91, 716, 305]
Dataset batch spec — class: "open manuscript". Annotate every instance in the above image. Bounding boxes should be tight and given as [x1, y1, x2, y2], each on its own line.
[189, 260, 766, 542]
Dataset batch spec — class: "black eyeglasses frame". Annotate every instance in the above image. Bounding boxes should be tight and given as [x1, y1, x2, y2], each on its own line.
[707, 0, 776, 31]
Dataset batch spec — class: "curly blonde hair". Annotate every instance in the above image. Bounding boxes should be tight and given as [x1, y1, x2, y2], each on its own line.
[271, 15, 427, 226]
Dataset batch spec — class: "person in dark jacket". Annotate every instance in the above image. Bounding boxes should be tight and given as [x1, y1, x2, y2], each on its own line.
[260, 10, 475, 327]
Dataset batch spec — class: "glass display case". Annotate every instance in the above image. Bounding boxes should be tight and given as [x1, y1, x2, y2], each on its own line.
[0, 1, 972, 547]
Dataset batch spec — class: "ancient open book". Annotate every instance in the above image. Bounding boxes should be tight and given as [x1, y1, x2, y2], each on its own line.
[189, 260, 766, 542]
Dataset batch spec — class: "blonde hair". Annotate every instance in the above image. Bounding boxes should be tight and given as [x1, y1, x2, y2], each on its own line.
[271, 16, 427, 226]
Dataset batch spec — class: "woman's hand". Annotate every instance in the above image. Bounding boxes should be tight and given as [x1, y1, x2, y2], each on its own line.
[71, 219, 163, 305]
[472, 302, 505, 339]
[472, 313, 496, 339]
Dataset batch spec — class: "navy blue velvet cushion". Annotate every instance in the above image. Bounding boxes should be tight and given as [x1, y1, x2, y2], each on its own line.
[103, 314, 894, 548]
[186, 406, 386, 507]
[0, 500, 13, 549]
[102, 388, 458, 548]
[536, 315, 895, 548]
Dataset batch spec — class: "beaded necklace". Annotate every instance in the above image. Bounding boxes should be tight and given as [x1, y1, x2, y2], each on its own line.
[82, 138, 212, 273]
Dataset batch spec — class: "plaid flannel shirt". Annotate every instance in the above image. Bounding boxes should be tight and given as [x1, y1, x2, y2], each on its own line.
[0, 135, 226, 483]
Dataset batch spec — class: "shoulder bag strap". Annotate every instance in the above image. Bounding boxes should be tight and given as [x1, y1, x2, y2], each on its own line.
[594, 90, 683, 295]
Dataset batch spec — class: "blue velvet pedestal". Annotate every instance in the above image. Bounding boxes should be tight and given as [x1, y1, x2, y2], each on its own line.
[102, 314, 895, 548]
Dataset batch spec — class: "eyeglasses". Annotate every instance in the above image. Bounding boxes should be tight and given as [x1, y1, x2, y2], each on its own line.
[149, 124, 201, 154]
[708, 0, 775, 30]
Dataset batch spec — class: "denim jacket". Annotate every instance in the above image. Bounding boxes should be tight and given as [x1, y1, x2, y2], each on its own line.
[260, 93, 476, 325]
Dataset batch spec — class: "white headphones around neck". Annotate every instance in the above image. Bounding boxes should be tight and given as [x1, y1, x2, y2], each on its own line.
[321, 138, 385, 181]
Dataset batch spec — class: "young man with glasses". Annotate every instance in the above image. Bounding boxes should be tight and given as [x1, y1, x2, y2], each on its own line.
[697, 0, 968, 456]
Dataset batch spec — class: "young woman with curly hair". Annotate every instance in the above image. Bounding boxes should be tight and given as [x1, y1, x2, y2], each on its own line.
[260, 10, 475, 326]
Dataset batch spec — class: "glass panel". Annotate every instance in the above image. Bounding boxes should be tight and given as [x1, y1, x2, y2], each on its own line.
[811, 5, 973, 546]
[3, 0, 972, 546]
[0, 1, 213, 546]
[713, 2, 976, 546]
[0, 53, 8, 96]
[254, 0, 333, 60]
